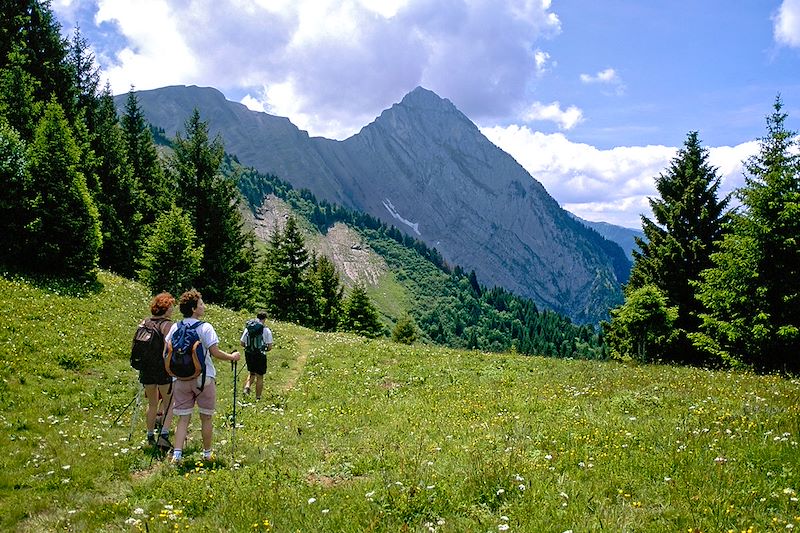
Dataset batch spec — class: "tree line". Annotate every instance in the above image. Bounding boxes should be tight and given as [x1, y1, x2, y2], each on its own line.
[604, 100, 800, 373]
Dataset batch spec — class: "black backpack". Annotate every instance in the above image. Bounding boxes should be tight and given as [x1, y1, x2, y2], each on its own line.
[131, 318, 167, 371]
[165, 320, 207, 388]
[245, 319, 265, 356]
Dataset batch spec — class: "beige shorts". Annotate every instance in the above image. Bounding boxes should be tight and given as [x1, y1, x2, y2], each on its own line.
[172, 377, 216, 416]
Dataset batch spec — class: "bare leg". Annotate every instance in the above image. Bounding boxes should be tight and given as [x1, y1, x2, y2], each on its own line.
[144, 384, 158, 432]
[200, 413, 213, 451]
[174, 414, 191, 451]
[157, 383, 174, 431]
[255, 374, 264, 399]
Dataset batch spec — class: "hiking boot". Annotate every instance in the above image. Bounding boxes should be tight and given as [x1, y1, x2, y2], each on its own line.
[157, 434, 172, 451]
[170, 453, 183, 466]
[243, 386, 251, 395]
[147, 434, 156, 446]
[203, 452, 216, 462]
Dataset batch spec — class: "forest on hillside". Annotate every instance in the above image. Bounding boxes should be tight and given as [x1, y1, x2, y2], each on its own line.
[2, 2, 799, 372]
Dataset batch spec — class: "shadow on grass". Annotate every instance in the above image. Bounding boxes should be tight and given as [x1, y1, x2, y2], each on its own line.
[1, 266, 103, 297]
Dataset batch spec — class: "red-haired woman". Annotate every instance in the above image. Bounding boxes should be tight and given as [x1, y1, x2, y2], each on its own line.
[139, 292, 175, 450]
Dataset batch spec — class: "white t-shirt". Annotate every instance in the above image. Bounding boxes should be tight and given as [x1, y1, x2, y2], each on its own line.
[240, 321, 273, 348]
[166, 318, 220, 380]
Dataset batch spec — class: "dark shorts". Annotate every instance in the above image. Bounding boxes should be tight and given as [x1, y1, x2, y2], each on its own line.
[139, 361, 171, 385]
[245, 349, 266, 375]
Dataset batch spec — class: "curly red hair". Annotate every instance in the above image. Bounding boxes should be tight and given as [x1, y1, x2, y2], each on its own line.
[150, 292, 175, 316]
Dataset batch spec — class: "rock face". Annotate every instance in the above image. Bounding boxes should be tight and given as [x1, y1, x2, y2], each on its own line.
[121, 85, 627, 322]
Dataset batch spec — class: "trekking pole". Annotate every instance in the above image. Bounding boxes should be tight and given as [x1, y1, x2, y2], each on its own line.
[231, 359, 238, 465]
[111, 387, 142, 428]
[127, 385, 145, 441]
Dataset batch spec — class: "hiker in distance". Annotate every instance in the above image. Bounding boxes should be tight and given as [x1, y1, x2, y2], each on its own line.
[166, 289, 240, 463]
[240, 311, 273, 400]
[130, 292, 175, 451]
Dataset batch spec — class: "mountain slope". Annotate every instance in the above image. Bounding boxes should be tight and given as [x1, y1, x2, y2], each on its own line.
[569, 213, 645, 260]
[120, 85, 627, 322]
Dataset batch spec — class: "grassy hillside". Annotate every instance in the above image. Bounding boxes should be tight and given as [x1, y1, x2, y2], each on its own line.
[1, 272, 799, 532]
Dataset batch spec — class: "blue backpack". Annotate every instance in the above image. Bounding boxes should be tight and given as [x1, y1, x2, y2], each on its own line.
[165, 320, 207, 389]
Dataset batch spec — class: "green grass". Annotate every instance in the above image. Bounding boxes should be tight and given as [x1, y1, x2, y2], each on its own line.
[1, 271, 799, 532]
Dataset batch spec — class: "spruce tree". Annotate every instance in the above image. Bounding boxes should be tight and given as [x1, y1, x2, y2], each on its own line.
[624, 131, 729, 364]
[310, 254, 344, 331]
[0, 47, 42, 140]
[695, 97, 800, 372]
[121, 89, 170, 227]
[263, 216, 313, 323]
[0, 120, 31, 266]
[171, 109, 255, 307]
[26, 99, 101, 282]
[342, 284, 384, 338]
[94, 87, 142, 276]
[138, 206, 203, 296]
[0, 1, 76, 120]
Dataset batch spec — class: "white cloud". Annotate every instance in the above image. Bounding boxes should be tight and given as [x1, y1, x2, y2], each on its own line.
[92, 0, 199, 91]
[579, 68, 625, 95]
[774, 0, 800, 47]
[533, 49, 552, 75]
[52, 0, 562, 139]
[522, 102, 583, 130]
[481, 125, 758, 228]
[580, 68, 618, 84]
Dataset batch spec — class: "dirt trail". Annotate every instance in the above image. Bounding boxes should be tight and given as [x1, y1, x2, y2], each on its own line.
[281, 334, 312, 392]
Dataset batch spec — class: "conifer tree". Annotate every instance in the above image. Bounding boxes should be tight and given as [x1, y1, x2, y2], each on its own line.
[694, 97, 800, 372]
[121, 89, 170, 227]
[0, 120, 31, 266]
[26, 99, 101, 282]
[0, 47, 42, 140]
[0, 1, 76, 120]
[93, 87, 142, 276]
[138, 206, 203, 296]
[626, 131, 730, 364]
[263, 216, 313, 323]
[171, 109, 255, 307]
[310, 254, 344, 331]
[341, 284, 384, 338]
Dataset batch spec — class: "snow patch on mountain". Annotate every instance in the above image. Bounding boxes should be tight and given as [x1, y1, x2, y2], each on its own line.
[382, 198, 421, 235]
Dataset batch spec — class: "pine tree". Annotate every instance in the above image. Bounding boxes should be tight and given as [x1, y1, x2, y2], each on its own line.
[310, 254, 344, 331]
[171, 109, 254, 307]
[121, 89, 170, 227]
[341, 284, 384, 338]
[93, 86, 142, 276]
[0, 1, 76, 120]
[695, 97, 800, 372]
[138, 206, 203, 296]
[626, 131, 730, 364]
[0, 120, 31, 266]
[26, 99, 101, 282]
[0, 47, 42, 140]
[263, 216, 313, 323]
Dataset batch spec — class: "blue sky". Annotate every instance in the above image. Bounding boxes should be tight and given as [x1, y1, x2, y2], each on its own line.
[52, 0, 800, 228]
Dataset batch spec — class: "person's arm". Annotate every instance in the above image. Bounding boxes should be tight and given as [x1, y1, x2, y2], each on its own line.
[209, 343, 240, 362]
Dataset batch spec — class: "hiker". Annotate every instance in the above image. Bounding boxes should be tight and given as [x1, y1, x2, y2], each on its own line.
[240, 311, 273, 400]
[166, 289, 240, 463]
[134, 292, 175, 450]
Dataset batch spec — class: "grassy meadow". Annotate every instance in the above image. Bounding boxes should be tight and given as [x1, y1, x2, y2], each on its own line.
[1, 272, 799, 532]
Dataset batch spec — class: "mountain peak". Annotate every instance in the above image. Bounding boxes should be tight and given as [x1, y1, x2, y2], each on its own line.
[399, 86, 455, 111]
